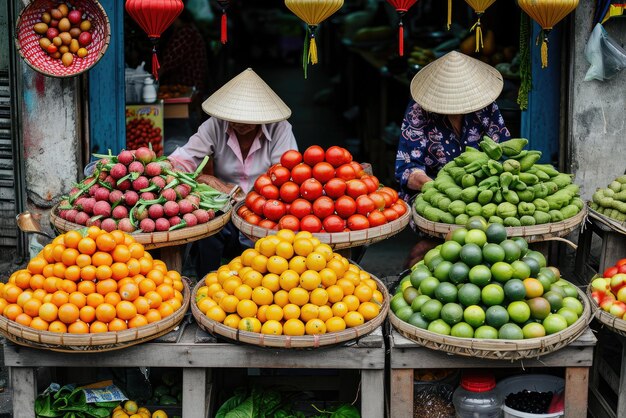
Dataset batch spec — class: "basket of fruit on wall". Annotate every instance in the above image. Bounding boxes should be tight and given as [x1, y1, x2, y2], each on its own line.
[15, 0, 110, 78]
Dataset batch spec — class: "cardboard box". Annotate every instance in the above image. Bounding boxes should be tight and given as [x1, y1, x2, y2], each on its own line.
[125, 101, 164, 155]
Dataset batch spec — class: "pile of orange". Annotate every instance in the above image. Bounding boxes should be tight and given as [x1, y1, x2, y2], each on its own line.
[0, 226, 184, 334]
[195, 229, 384, 336]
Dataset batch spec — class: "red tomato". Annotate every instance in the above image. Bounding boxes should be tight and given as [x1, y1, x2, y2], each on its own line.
[323, 215, 345, 233]
[312, 162, 335, 184]
[360, 175, 380, 193]
[300, 215, 323, 233]
[325, 146, 348, 168]
[335, 196, 357, 219]
[263, 200, 287, 222]
[303, 145, 325, 166]
[300, 178, 324, 201]
[617, 259, 626, 267]
[618, 265, 626, 274]
[355, 195, 376, 216]
[260, 184, 280, 200]
[237, 205, 252, 217]
[324, 178, 347, 199]
[245, 192, 262, 208]
[258, 219, 277, 229]
[383, 208, 399, 222]
[369, 192, 386, 210]
[278, 215, 300, 231]
[604, 266, 619, 278]
[285, 203, 291, 213]
[346, 180, 369, 199]
[343, 148, 353, 163]
[279, 181, 300, 203]
[290, 198, 312, 219]
[312, 196, 335, 219]
[379, 186, 399, 203]
[391, 201, 407, 216]
[250, 196, 267, 216]
[269, 165, 291, 187]
[254, 175, 273, 194]
[367, 210, 387, 227]
[280, 150, 303, 170]
[347, 214, 370, 230]
[291, 163, 313, 185]
[350, 162, 365, 178]
[245, 213, 261, 225]
[335, 164, 357, 181]
[378, 191, 394, 208]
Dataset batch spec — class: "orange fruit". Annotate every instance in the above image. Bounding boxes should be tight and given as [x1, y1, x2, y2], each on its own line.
[337, 279, 355, 296]
[95, 265, 113, 281]
[77, 280, 96, 295]
[23, 299, 42, 317]
[343, 295, 360, 312]
[261, 319, 283, 335]
[354, 285, 373, 303]
[138, 278, 157, 295]
[146, 269, 164, 286]
[15, 313, 32, 326]
[27, 257, 47, 275]
[108, 318, 128, 331]
[29, 274, 45, 290]
[267, 256, 289, 275]
[4, 285, 22, 303]
[156, 284, 175, 301]
[119, 283, 140, 301]
[63, 230, 82, 249]
[97, 279, 117, 295]
[133, 296, 151, 314]
[80, 265, 97, 282]
[127, 242, 144, 259]
[139, 258, 154, 275]
[77, 237, 96, 255]
[68, 320, 90, 334]
[165, 298, 181, 311]
[79, 305, 96, 323]
[288, 256, 308, 275]
[205, 306, 225, 322]
[233, 284, 253, 301]
[16, 291, 32, 307]
[251, 286, 273, 306]
[332, 301, 348, 318]
[61, 248, 79, 266]
[238, 317, 262, 333]
[236, 299, 258, 318]
[325, 316, 346, 332]
[30, 317, 49, 330]
[112, 245, 131, 263]
[326, 258, 346, 278]
[52, 244, 66, 263]
[51, 291, 69, 308]
[310, 288, 329, 306]
[261, 274, 280, 292]
[64, 265, 81, 282]
[318, 305, 333, 322]
[95, 303, 117, 323]
[279, 270, 300, 291]
[92, 252, 113, 267]
[127, 259, 141, 277]
[145, 309, 162, 323]
[273, 290, 289, 307]
[300, 303, 319, 322]
[265, 304, 284, 321]
[48, 320, 67, 333]
[42, 264, 55, 278]
[288, 287, 309, 306]
[104, 292, 121, 306]
[283, 303, 301, 320]
[39, 302, 58, 322]
[358, 301, 380, 320]
[96, 233, 117, 252]
[59, 279, 77, 294]
[89, 320, 108, 333]
[283, 318, 305, 336]
[58, 303, 80, 324]
[145, 291, 162, 308]
[68, 292, 87, 308]
[305, 318, 326, 335]
[52, 262, 66, 279]
[299, 270, 321, 291]
[42, 277, 60, 293]
[110, 230, 125, 245]
[223, 313, 241, 328]
[219, 295, 239, 313]
[86, 226, 102, 240]
[15, 271, 32, 289]
[4, 304, 23, 321]
[326, 285, 344, 304]
[157, 302, 174, 318]
[128, 314, 148, 328]
[111, 262, 130, 281]
[86, 293, 105, 308]
[343, 270, 361, 286]
[523, 278, 544, 299]
[242, 270, 263, 288]
[42, 245, 55, 263]
[344, 311, 365, 327]
[197, 297, 216, 314]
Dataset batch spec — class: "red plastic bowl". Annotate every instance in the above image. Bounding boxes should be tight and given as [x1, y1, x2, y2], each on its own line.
[15, 0, 111, 78]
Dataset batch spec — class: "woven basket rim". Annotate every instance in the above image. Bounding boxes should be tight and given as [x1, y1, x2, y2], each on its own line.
[586, 278, 626, 337]
[390, 282, 591, 360]
[191, 270, 390, 348]
[15, 0, 111, 78]
[587, 204, 626, 236]
[231, 200, 411, 250]
[50, 202, 232, 250]
[0, 279, 191, 352]
[413, 206, 587, 243]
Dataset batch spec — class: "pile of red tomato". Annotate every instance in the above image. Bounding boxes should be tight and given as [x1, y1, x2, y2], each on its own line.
[236, 146, 406, 233]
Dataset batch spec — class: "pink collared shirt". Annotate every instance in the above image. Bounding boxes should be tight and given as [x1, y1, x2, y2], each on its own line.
[169, 118, 298, 192]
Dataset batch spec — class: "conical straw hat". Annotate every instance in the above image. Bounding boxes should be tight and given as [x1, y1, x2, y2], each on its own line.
[202, 68, 292, 124]
[410, 51, 503, 115]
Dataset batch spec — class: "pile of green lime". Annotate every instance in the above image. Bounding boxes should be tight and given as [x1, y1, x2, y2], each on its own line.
[391, 220, 584, 340]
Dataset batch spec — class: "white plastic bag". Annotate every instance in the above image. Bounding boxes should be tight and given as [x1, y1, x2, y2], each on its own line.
[585, 23, 626, 81]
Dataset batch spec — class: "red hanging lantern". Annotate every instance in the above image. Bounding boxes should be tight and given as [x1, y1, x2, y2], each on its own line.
[125, 0, 184, 80]
[216, 0, 230, 44]
[386, 0, 419, 56]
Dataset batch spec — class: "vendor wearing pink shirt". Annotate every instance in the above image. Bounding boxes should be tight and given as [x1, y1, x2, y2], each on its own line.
[169, 68, 298, 277]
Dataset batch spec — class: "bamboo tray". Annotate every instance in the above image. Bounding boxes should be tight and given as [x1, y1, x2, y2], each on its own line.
[0, 280, 191, 353]
[413, 206, 587, 243]
[49, 202, 232, 250]
[191, 274, 390, 348]
[232, 200, 411, 250]
[586, 280, 626, 338]
[390, 284, 591, 360]
[588, 204, 626, 236]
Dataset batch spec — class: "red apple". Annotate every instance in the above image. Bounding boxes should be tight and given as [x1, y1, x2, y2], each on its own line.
[78, 31, 92, 47]
[68, 10, 82, 25]
[610, 301, 626, 318]
[611, 274, 626, 294]
[591, 291, 605, 305]
[604, 266, 619, 278]
[601, 297, 615, 312]
[46, 27, 59, 40]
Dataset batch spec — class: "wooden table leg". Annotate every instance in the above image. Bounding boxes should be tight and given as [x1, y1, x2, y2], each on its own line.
[11, 367, 36, 418]
[390, 369, 413, 418]
[361, 369, 384, 418]
[183, 368, 206, 418]
[564, 367, 589, 418]
[159, 245, 183, 273]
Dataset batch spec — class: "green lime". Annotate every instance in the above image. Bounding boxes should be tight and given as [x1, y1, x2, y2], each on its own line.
[562, 284, 579, 298]
[485, 305, 510, 329]
[400, 275, 411, 285]
[441, 303, 464, 326]
[428, 319, 451, 335]
[483, 243, 506, 264]
[419, 277, 440, 297]
[403, 286, 420, 305]
[527, 297, 551, 320]
[396, 305, 414, 322]
[562, 297, 583, 316]
[486, 223, 508, 244]
[491, 262, 514, 283]
[465, 229, 488, 247]
[522, 322, 546, 339]
[548, 285, 566, 298]
[458, 283, 482, 307]
[407, 312, 430, 329]
[538, 267, 556, 283]
[391, 293, 410, 312]
[536, 274, 552, 293]
[410, 260, 426, 271]
[557, 307, 579, 326]
[421, 299, 444, 321]
[525, 250, 547, 268]
[440, 241, 463, 262]
[481, 284, 505, 306]
[543, 291, 564, 312]
[434, 261, 453, 282]
[424, 248, 442, 268]
[451, 322, 475, 338]
[411, 295, 432, 312]
[426, 255, 444, 272]
[543, 313, 568, 334]
[474, 325, 499, 339]
[503, 279, 526, 301]
[410, 267, 432, 288]
[460, 243, 483, 266]
[435, 282, 459, 304]
[546, 266, 561, 281]
[450, 228, 468, 245]
[463, 305, 486, 328]
[400, 280, 412, 292]
[500, 239, 522, 263]
[522, 256, 540, 277]
[511, 237, 529, 257]
[511, 260, 531, 281]
[468, 265, 492, 287]
[466, 216, 488, 232]
[498, 323, 524, 340]
[449, 262, 470, 285]
[507, 301, 531, 323]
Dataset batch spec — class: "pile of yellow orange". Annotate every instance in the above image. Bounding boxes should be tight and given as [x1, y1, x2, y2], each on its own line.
[112, 401, 167, 418]
[0, 226, 184, 334]
[195, 229, 384, 336]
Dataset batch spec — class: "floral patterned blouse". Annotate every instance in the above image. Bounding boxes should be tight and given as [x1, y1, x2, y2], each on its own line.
[395, 100, 511, 200]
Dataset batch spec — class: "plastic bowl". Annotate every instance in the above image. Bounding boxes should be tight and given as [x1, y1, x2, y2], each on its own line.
[498, 374, 564, 418]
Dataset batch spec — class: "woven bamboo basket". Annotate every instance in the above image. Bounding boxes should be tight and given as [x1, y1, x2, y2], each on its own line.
[588, 204, 626, 236]
[191, 274, 390, 348]
[390, 284, 591, 360]
[49, 202, 232, 250]
[232, 200, 411, 250]
[15, 0, 111, 78]
[586, 279, 626, 338]
[0, 280, 191, 352]
[413, 206, 587, 244]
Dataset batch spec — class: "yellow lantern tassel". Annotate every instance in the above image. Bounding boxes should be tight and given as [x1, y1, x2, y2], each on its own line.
[309, 35, 318, 65]
[541, 38, 548, 68]
[447, 0, 452, 30]
[470, 17, 483, 52]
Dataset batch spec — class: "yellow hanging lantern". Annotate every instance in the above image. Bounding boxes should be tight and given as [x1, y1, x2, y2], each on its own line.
[464, 0, 497, 52]
[285, 0, 344, 78]
[517, 0, 579, 68]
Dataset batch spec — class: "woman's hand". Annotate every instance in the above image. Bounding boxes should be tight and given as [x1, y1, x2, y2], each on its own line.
[407, 169, 432, 191]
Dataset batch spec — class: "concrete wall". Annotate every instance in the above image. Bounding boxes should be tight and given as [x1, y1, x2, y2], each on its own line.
[569, 2, 626, 200]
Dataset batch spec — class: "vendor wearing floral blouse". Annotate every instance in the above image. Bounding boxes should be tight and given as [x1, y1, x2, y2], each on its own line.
[395, 51, 511, 201]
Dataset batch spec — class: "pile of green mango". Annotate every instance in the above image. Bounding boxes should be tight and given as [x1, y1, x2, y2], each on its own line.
[590, 175, 626, 222]
[414, 137, 584, 227]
